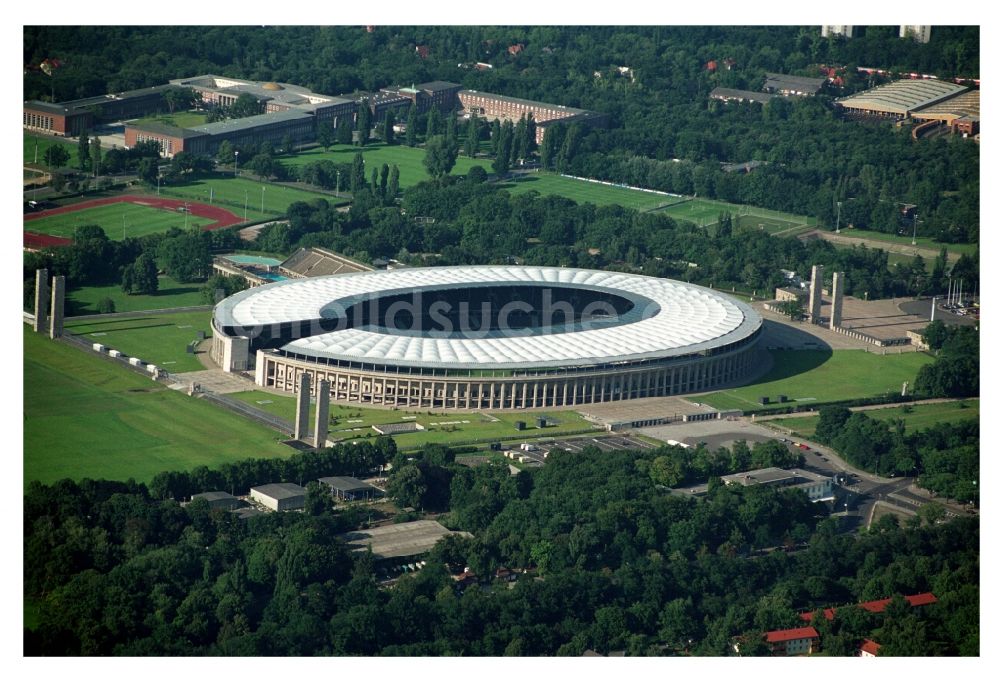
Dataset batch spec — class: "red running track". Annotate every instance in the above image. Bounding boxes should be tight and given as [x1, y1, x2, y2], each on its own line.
[24, 195, 244, 249]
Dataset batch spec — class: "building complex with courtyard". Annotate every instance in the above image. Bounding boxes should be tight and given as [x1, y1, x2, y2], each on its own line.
[211, 266, 762, 410]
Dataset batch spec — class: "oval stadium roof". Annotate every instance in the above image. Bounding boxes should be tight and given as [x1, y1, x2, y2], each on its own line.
[214, 266, 762, 369]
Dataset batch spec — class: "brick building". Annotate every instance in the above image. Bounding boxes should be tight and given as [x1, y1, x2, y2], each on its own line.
[23, 85, 176, 137]
[457, 89, 608, 143]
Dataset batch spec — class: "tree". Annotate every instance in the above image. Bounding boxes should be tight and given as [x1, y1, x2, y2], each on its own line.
[464, 113, 480, 157]
[157, 232, 211, 282]
[305, 481, 336, 515]
[336, 119, 354, 145]
[164, 87, 196, 114]
[380, 110, 395, 145]
[815, 406, 852, 444]
[492, 120, 513, 177]
[77, 128, 91, 171]
[405, 104, 418, 147]
[317, 121, 335, 151]
[96, 297, 115, 314]
[387, 464, 427, 510]
[122, 253, 159, 295]
[137, 158, 158, 185]
[423, 135, 459, 180]
[350, 152, 366, 194]
[356, 104, 372, 147]
[89, 135, 102, 177]
[217, 140, 235, 166]
[386, 165, 400, 202]
[512, 116, 529, 165]
[44, 144, 70, 170]
[426, 106, 441, 139]
[229, 93, 263, 119]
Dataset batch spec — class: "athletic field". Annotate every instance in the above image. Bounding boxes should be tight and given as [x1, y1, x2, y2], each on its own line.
[65, 310, 212, 373]
[768, 399, 979, 438]
[67, 276, 206, 315]
[281, 142, 493, 189]
[23, 326, 290, 486]
[502, 173, 685, 211]
[227, 391, 596, 449]
[24, 201, 213, 240]
[688, 349, 933, 412]
[663, 197, 817, 232]
[159, 175, 334, 217]
[827, 228, 978, 258]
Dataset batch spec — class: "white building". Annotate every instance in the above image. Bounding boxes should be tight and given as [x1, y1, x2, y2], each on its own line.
[900, 25, 932, 44]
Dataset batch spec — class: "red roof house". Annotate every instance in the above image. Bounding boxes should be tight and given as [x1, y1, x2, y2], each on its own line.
[859, 639, 881, 657]
[764, 627, 819, 656]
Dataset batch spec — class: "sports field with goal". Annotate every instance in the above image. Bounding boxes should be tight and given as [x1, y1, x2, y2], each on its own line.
[502, 173, 686, 211]
[23, 201, 213, 240]
[23, 325, 291, 486]
[662, 197, 817, 233]
[159, 175, 335, 217]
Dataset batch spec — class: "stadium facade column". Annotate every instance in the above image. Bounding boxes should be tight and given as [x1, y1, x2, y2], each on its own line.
[49, 275, 65, 339]
[34, 268, 49, 333]
[294, 372, 311, 440]
[829, 272, 845, 328]
[809, 265, 824, 324]
[313, 379, 330, 448]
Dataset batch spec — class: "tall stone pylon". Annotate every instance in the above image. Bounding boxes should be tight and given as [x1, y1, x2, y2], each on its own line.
[808, 265, 824, 324]
[49, 275, 65, 339]
[314, 379, 330, 448]
[829, 271, 844, 328]
[294, 372, 311, 440]
[34, 269, 49, 333]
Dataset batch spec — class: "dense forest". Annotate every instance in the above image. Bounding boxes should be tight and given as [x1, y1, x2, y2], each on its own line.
[24, 25, 980, 242]
[24, 446, 978, 656]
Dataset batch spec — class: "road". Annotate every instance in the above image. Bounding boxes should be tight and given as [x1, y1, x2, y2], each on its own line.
[799, 228, 962, 263]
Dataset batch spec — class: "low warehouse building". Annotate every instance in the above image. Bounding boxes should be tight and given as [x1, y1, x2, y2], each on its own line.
[189, 491, 241, 511]
[250, 483, 307, 511]
[319, 476, 384, 502]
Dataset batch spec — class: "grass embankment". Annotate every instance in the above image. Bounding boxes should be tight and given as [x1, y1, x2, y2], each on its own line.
[25, 202, 212, 240]
[65, 310, 212, 373]
[688, 349, 933, 412]
[23, 325, 291, 486]
[226, 390, 597, 448]
[768, 399, 979, 438]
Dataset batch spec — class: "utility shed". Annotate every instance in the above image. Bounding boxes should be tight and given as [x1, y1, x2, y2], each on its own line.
[250, 483, 307, 511]
[319, 476, 384, 501]
[189, 491, 240, 511]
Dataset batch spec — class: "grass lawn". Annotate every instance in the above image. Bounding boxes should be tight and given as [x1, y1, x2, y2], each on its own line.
[23, 131, 76, 166]
[66, 276, 207, 315]
[227, 390, 598, 448]
[159, 175, 331, 217]
[23, 326, 292, 486]
[134, 110, 209, 129]
[663, 197, 817, 229]
[770, 399, 979, 438]
[501, 173, 683, 211]
[688, 349, 934, 412]
[65, 310, 212, 373]
[24, 202, 213, 241]
[830, 228, 978, 258]
[281, 142, 494, 189]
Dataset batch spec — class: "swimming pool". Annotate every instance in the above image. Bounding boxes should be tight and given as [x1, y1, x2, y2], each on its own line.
[223, 254, 283, 267]
[257, 271, 289, 282]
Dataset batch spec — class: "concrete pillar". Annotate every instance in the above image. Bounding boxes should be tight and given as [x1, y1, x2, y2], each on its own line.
[49, 275, 65, 339]
[809, 265, 824, 324]
[34, 269, 49, 333]
[313, 379, 330, 448]
[294, 372, 311, 440]
[829, 271, 844, 328]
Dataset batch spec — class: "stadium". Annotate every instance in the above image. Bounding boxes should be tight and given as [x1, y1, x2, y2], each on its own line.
[211, 266, 763, 409]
